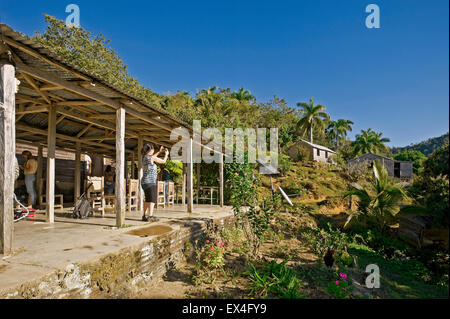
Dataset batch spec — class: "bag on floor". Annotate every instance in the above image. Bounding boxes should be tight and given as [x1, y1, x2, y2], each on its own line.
[73, 182, 93, 219]
[73, 198, 91, 219]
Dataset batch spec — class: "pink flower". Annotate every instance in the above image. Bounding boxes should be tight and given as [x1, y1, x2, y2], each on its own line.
[220, 242, 224, 246]
[340, 273, 347, 279]
[335, 280, 339, 285]
[215, 242, 219, 246]
[210, 247, 214, 251]
[208, 254, 211, 258]
[206, 240, 210, 244]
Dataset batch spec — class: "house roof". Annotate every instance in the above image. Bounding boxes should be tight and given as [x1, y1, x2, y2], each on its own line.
[349, 153, 413, 164]
[299, 139, 336, 153]
[0, 23, 188, 129]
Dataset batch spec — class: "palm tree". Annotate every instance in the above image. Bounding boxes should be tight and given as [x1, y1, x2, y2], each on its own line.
[296, 98, 330, 143]
[326, 119, 354, 148]
[231, 88, 255, 102]
[195, 87, 234, 127]
[352, 128, 390, 155]
[344, 161, 408, 233]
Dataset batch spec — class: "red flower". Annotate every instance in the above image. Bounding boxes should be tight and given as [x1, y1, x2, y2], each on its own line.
[206, 240, 210, 244]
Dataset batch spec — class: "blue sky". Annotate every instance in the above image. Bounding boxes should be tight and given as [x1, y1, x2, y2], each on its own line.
[1, 0, 448, 146]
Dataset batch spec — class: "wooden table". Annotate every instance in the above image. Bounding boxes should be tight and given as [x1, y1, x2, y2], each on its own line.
[197, 186, 219, 205]
[174, 185, 219, 205]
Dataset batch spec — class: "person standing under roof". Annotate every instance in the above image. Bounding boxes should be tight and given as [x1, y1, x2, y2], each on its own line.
[140, 143, 168, 221]
[20, 150, 37, 208]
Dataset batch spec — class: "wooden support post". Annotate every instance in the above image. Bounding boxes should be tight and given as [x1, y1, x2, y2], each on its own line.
[196, 163, 200, 204]
[36, 144, 43, 208]
[115, 106, 126, 227]
[0, 61, 16, 255]
[137, 134, 143, 213]
[219, 154, 224, 207]
[74, 142, 81, 204]
[131, 151, 135, 179]
[46, 104, 56, 223]
[187, 138, 194, 213]
[182, 163, 186, 206]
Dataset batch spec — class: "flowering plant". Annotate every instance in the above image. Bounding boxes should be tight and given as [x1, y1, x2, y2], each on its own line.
[201, 240, 228, 269]
[326, 272, 353, 299]
[227, 157, 280, 257]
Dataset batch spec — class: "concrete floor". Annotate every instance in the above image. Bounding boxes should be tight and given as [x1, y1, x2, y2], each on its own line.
[0, 205, 233, 294]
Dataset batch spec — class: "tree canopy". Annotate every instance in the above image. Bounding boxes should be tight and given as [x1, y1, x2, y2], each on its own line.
[393, 150, 427, 175]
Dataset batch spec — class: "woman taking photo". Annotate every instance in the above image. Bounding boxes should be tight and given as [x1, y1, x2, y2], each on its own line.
[141, 143, 168, 221]
[20, 150, 38, 208]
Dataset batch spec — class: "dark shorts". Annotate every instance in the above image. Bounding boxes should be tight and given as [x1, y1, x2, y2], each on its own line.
[142, 184, 157, 203]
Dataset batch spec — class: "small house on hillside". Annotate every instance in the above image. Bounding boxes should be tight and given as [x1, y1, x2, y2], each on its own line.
[288, 139, 336, 163]
[348, 153, 413, 181]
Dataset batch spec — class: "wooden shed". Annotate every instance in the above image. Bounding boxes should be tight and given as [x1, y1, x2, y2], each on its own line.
[348, 153, 413, 181]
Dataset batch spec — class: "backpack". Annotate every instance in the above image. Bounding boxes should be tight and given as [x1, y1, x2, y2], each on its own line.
[72, 198, 91, 219]
[72, 182, 93, 219]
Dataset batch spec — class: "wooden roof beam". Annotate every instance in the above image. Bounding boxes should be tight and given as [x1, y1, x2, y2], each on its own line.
[16, 123, 133, 154]
[5, 37, 91, 81]
[16, 63, 122, 110]
[16, 105, 48, 115]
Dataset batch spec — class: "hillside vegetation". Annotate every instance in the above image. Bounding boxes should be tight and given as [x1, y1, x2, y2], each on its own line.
[391, 133, 449, 156]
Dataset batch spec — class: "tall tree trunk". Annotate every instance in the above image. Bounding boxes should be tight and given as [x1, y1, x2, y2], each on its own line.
[310, 124, 313, 143]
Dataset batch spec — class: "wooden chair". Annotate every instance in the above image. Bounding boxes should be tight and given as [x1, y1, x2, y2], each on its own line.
[167, 182, 175, 206]
[156, 181, 166, 208]
[197, 186, 219, 205]
[86, 176, 105, 216]
[39, 179, 64, 210]
[127, 179, 139, 212]
[103, 194, 115, 213]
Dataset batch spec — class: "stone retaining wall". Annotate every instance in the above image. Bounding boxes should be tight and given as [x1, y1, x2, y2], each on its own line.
[1, 215, 235, 299]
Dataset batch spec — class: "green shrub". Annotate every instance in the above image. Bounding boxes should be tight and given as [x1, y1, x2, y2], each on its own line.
[278, 154, 293, 176]
[335, 251, 354, 267]
[295, 145, 311, 162]
[247, 261, 304, 299]
[326, 272, 353, 299]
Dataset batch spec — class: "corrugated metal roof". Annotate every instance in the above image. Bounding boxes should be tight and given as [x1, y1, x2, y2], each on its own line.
[299, 139, 336, 153]
[0, 23, 191, 130]
[349, 153, 413, 164]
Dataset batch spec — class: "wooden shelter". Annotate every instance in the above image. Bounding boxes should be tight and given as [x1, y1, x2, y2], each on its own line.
[0, 24, 225, 255]
[348, 153, 413, 181]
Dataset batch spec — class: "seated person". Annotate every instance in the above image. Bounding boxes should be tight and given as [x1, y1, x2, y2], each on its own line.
[161, 165, 171, 203]
[104, 165, 115, 195]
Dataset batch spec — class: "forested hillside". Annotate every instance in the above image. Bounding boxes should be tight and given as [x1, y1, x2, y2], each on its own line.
[391, 133, 449, 156]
